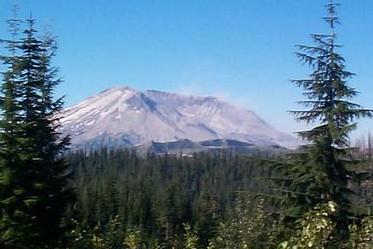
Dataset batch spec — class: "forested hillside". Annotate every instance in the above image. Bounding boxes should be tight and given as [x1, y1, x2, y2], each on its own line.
[66, 149, 272, 247]
[64, 149, 372, 249]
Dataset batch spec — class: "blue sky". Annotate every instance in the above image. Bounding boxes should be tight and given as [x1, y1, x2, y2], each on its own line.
[1, 0, 373, 139]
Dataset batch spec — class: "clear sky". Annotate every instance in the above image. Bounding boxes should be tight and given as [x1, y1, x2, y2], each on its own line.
[1, 0, 373, 140]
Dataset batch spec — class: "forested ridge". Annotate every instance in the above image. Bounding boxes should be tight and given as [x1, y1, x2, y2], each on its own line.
[66, 149, 273, 247]
[64, 148, 372, 249]
[0, 0, 372, 248]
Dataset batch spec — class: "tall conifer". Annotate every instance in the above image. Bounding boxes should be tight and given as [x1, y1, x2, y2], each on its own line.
[278, 0, 372, 240]
[0, 9, 28, 248]
[0, 16, 71, 248]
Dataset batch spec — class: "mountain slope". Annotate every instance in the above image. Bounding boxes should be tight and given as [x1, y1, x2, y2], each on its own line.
[59, 86, 298, 149]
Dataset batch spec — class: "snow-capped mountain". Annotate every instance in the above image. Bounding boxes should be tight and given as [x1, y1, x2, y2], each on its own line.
[58, 86, 298, 149]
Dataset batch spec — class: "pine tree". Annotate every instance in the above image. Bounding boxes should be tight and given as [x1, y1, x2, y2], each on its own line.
[0, 9, 31, 248]
[0, 16, 71, 248]
[278, 0, 372, 240]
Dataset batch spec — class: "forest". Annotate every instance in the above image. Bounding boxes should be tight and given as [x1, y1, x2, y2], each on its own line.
[64, 148, 372, 248]
[0, 0, 372, 248]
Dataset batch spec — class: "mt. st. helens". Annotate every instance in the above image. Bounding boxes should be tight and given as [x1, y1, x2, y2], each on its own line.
[58, 86, 298, 150]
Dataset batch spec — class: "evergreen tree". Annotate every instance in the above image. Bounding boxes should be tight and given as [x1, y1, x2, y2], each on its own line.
[0, 16, 71, 248]
[0, 9, 27, 248]
[278, 0, 372, 240]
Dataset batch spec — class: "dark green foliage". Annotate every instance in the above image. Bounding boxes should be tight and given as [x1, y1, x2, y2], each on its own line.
[276, 0, 372, 242]
[66, 149, 272, 248]
[352, 134, 373, 214]
[64, 140, 371, 249]
[0, 17, 71, 248]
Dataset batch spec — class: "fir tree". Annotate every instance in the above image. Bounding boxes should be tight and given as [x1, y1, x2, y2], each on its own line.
[0, 9, 29, 248]
[278, 0, 372, 240]
[0, 16, 71, 248]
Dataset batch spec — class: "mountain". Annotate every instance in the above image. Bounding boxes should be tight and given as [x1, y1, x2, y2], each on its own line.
[58, 86, 298, 150]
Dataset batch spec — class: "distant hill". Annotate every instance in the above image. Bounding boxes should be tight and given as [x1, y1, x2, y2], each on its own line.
[58, 86, 298, 152]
